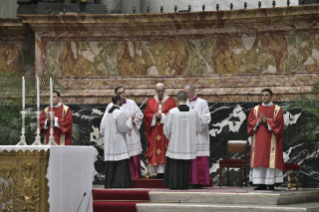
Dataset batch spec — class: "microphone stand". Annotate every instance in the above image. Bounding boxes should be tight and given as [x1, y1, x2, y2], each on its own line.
[85, 189, 94, 212]
[76, 192, 86, 212]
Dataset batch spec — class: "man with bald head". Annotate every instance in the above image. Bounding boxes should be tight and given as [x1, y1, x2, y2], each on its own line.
[184, 84, 211, 188]
[144, 83, 176, 178]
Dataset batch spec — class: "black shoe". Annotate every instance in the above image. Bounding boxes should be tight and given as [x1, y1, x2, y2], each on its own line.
[179, 186, 189, 190]
[155, 174, 164, 179]
[169, 187, 179, 190]
[268, 185, 275, 190]
[254, 184, 267, 190]
[189, 184, 203, 189]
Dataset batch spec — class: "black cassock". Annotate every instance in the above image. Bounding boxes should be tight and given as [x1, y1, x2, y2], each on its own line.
[104, 106, 132, 189]
[163, 104, 191, 189]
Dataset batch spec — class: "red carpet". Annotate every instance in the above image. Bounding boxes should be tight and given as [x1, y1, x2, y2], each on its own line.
[132, 178, 213, 188]
[93, 190, 150, 212]
[93, 179, 213, 212]
[132, 178, 168, 188]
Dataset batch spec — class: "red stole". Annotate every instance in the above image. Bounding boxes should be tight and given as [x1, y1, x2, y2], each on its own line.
[247, 104, 284, 172]
[144, 97, 176, 165]
[40, 104, 73, 145]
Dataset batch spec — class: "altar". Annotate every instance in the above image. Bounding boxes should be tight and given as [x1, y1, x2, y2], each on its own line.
[0, 145, 97, 212]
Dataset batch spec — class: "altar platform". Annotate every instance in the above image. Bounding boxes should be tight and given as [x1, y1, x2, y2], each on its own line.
[92, 185, 319, 212]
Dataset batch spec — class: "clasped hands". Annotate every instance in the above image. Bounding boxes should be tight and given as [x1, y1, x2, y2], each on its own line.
[45, 112, 55, 121]
[258, 112, 267, 124]
[155, 113, 162, 120]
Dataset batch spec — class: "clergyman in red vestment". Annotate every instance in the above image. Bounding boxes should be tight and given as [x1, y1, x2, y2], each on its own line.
[40, 91, 73, 145]
[247, 88, 284, 190]
[144, 83, 176, 178]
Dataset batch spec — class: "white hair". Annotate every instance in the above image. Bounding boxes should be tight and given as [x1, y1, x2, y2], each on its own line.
[184, 84, 195, 91]
[155, 83, 165, 88]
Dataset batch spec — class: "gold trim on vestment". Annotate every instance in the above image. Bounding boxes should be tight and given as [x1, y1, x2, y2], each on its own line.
[251, 134, 256, 167]
[268, 105, 281, 168]
[269, 133, 276, 168]
[251, 105, 260, 168]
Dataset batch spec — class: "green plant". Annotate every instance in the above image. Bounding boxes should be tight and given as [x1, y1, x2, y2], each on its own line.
[291, 82, 319, 143]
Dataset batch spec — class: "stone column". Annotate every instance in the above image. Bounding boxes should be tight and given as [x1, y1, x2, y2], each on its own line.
[0, 0, 17, 18]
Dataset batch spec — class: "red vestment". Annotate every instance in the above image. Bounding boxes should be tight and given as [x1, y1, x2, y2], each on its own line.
[247, 104, 284, 172]
[40, 104, 73, 145]
[144, 96, 176, 166]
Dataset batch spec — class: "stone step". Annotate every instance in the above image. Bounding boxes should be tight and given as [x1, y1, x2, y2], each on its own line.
[137, 202, 319, 212]
[148, 188, 319, 205]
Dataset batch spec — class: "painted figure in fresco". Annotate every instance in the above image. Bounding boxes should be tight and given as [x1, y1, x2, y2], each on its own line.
[101, 95, 133, 188]
[184, 84, 211, 188]
[144, 83, 176, 179]
[100, 86, 143, 179]
[39, 91, 73, 145]
[247, 88, 284, 190]
[163, 91, 200, 189]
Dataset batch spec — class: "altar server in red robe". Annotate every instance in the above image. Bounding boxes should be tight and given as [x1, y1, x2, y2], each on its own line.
[247, 88, 284, 190]
[144, 83, 176, 178]
[40, 91, 73, 145]
[184, 84, 211, 188]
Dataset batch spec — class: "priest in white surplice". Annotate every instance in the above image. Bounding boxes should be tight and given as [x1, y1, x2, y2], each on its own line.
[163, 91, 200, 189]
[100, 95, 133, 188]
[184, 84, 211, 188]
[100, 86, 143, 179]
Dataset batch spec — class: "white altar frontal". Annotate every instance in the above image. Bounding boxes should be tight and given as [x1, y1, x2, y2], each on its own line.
[0, 145, 97, 212]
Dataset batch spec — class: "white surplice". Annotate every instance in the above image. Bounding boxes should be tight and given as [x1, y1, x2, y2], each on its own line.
[164, 107, 200, 160]
[250, 102, 283, 185]
[100, 99, 143, 157]
[101, 108, 133, 161]
[186, 96, 211, 156]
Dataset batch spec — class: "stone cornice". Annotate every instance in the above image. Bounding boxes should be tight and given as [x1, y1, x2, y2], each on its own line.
[17, 5, 319, 40]
[0, 18, 34, 41]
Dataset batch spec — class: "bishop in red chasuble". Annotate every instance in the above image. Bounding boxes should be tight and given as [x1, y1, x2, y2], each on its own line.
[247, 88, 284, 190]
[144, 83, 176, 176]
[40, 91, 73, 145]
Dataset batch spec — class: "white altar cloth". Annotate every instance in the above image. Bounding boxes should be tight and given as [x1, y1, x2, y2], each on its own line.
[46, 146, 98, 212]
[0, 145, 50, 152]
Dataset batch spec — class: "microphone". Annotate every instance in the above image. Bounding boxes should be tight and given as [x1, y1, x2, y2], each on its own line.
[76, 192, 86, 212]
[85, 189, 95, 212]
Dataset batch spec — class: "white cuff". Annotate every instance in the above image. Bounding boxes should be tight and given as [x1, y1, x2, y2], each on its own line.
[253, 121, 260, 131]
[160, 113, 166, 124]
[43, 119, 49, 129]
[54, 117, 60, 128]
[151, 115, 156, 127]
[267, 122, 272, 131]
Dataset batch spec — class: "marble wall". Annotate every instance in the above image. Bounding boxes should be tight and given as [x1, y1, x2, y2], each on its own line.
[17, 5, 319, 104]
[45, 34, 319, 77]
[0, 18, 34, 78]
[68, 101, 319, 188]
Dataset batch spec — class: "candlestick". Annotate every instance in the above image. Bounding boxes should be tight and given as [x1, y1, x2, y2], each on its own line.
[16, 111, 27, 145]
[50, 78, 53, 109]
[37, 77, 40, 111]
[48, 78, 57, 145]
[22, 77, 25, 111]
[32, 111, 42, 145]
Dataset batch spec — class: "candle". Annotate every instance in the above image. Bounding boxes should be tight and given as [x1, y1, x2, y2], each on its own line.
[37, 77, 40, 111]
[22, 77, 25, 110]
[50, 77, 53, 109]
